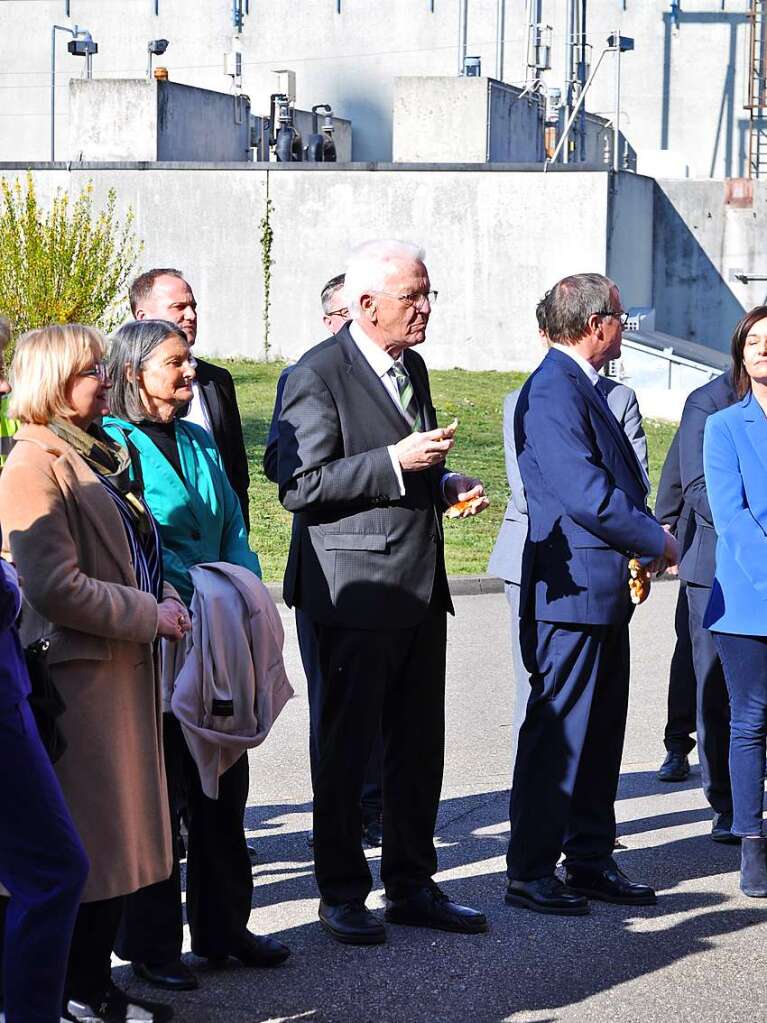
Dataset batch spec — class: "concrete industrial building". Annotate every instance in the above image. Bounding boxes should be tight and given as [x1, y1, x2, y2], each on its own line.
[0, 0, 764, 415]
[0, 0, 756, 176]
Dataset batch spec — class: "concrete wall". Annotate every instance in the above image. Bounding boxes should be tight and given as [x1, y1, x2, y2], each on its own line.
[486, 81, 543, 164]
[0, 0, 750, 174]
[69, 79, 252, 162]
[0, 164, 629, 371]
[156, 82, 251, 162]
[652, 178, 758, 353]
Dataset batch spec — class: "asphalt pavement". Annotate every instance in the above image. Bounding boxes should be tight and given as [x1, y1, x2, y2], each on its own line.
[115, 581, 767, 1023]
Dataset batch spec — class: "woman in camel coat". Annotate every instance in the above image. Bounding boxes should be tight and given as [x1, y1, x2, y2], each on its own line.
[0, 323, 188, 1023]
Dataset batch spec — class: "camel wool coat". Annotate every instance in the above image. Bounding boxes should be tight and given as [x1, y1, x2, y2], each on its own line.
[0, 424, 173, 902]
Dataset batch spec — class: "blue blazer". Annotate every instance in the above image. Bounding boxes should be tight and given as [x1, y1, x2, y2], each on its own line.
[515, 347, 665, 625]
[703, 392, 767, 635]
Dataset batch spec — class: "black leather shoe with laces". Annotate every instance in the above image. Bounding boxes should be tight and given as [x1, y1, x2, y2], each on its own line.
[385, 886, 487, 933]
[658, 751, 690, 782]
[564, 865, 656, 905]
[319, 900, 386, 945]
[505, 876, 589, 916]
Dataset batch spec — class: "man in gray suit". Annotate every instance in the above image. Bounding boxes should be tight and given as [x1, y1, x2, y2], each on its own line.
[489, 298, 649, 765]
[278, 239, 489, 946]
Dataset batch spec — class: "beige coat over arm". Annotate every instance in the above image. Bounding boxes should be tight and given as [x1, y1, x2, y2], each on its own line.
[0, 424, 173, 902]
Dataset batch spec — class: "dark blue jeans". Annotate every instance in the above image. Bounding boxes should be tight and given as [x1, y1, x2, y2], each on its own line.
[713, 632, 767, 837]
[0, 698, 89, 1023]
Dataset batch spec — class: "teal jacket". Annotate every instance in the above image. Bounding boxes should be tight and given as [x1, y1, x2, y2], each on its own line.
[103, 417, 260, 606]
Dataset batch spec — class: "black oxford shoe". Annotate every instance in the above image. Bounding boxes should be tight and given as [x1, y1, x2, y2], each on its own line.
[319, 900, 386, 945]
[711, 812, 740, 845]
[385, 886, 488, 934]
[505, 876, 589, 916]
[565, 865, 656, 905]
[132, 959, 199, 991]
[208, 931, 290, 968]
[657, 751, 690, 782]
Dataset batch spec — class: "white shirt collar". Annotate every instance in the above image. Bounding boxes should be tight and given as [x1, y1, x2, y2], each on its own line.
[349, 319, 399, 379]
[551, 343, 601, 387]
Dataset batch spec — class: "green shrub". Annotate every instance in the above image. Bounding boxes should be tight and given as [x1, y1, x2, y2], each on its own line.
[0, 173, 142, 348]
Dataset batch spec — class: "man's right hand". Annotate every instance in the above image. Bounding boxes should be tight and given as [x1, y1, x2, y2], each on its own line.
[394, 427, 455, 472]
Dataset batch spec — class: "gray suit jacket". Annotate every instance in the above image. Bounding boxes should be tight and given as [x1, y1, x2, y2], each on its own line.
[488, 378, 648, 585]
[277, 324, 453, 629]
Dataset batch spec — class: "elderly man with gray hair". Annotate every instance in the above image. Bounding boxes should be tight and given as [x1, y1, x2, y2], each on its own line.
[278, 239, 489, 945]
[505, 273, 679, 918]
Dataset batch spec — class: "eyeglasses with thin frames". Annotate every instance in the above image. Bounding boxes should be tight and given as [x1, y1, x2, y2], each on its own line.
[325, 307, 350, 319]
[595, 310, 629, 328]
[374, 290, 438, 312]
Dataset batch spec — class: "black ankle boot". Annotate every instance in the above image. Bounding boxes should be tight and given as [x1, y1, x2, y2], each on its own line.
[740, 836, 767, 897]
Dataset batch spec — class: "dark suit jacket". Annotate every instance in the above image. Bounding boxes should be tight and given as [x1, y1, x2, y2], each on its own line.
[194, 358, 250, 529]
[263, 366, 292, 484]
[655, 428, 694, 559]
[515, 348, 665, 625]
[277, 324, 453, 629]
[677, 371, 737, 587]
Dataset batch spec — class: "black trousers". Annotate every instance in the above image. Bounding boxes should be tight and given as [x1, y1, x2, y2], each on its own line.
[65, 896, 124, 1007]
[687, 584, 732, 816]
[507, 617, 630, 881]
[663, 582, 697, 755]
[115, 714, 252, 962]
[296, 608, 383, 820]
[311, 606, 447, 906]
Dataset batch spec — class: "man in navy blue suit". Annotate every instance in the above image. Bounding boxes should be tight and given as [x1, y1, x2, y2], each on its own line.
[505, 273, 680, 916]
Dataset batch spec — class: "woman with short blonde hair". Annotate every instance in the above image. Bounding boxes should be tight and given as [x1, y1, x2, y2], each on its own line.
[0, 322, 189, 1023]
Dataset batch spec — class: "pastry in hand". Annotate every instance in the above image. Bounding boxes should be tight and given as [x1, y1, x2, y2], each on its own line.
[628, 557, 651, 605]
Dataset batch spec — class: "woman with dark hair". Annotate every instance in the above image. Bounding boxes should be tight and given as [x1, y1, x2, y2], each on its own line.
[704, 305, 767, 896]
[104, 319, 289, 993]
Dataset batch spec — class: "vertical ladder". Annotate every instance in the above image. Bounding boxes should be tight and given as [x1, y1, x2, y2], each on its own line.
[747, 0, 767, 178]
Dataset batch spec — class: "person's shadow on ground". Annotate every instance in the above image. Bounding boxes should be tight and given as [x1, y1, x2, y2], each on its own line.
[118, 776, 766, 1023]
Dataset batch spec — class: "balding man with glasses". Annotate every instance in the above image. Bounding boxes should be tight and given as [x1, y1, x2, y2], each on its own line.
[278, 239, 489, 946]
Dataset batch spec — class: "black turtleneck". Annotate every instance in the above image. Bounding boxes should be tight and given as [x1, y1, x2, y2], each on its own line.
[139, 419, 184, 480]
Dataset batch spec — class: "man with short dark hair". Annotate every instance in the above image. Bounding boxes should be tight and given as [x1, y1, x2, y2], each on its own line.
[505, 272, 679, 917]
[130, 268, 251, 527]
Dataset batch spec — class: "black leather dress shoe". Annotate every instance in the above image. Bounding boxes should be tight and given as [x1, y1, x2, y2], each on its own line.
[385, 886, 488, 933]
[658, 750, 690, 782]
[319, 900, 386, 945]
[208, 931, 290, 968]
[65, 981, 174, 1022]
[711, 812, 741, 845]
[362, 814, 383, 848]
[565, 865, 656, 905]
[132, 959, 199, 991]
[505, 876, 589, 916]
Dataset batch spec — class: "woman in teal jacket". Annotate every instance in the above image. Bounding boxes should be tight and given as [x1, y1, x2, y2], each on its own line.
[103, 319, 289, 993]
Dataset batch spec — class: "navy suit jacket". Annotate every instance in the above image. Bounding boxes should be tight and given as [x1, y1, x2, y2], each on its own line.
[515, 347, 665, 625]
[677, 372, 737, 587]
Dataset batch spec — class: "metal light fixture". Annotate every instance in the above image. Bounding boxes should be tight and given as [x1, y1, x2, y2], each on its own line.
[50, 24, 97, 161]
[147, 38, 169, 78]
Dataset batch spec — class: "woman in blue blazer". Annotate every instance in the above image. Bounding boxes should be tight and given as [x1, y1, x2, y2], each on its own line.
[103, 320, 289, 993]
[704, 304, 767, 896]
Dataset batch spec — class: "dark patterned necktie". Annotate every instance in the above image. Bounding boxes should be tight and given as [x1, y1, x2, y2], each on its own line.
[389, 361, 423, 431]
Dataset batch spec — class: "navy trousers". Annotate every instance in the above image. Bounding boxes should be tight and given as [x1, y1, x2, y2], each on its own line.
[713, 632, 767, 837]
[296, 608, 383, 821]
[687, 584, 732, 816]
[0, 699, 88, 1023]
[663, 583, 697, 756]
[507, 617, 630, 881]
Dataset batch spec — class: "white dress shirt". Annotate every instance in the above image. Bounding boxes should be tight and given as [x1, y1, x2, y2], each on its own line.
[348, 320, 409, 495]
[183, 380, 213, 434]
[551, 343, 601, 386]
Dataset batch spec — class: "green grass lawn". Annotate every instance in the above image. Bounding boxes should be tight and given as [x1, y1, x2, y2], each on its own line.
[227, 360, 677, 583]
